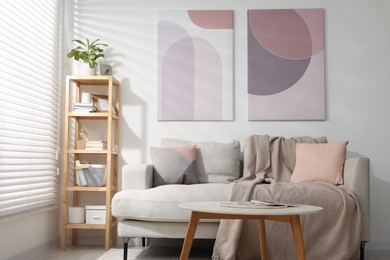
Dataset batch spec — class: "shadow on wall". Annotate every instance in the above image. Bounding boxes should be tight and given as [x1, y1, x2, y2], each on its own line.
[71, 0, 156, 170]
[119, 77, 148, 169]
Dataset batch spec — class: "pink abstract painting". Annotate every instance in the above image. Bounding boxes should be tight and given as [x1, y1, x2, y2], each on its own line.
[158, 10, 233, 121]
[248, 9, 325, 120]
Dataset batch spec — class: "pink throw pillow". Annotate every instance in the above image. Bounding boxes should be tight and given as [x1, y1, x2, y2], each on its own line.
[290, 142, 347, 185]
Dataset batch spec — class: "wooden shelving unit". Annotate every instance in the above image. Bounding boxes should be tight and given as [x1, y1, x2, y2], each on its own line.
[61, 75, 120, 251]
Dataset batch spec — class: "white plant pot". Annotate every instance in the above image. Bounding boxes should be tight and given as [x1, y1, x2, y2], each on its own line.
[77, 63, 96, 76]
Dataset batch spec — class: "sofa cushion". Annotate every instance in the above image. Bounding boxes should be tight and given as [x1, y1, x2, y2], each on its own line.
[161, 138, 240, 183]
[290, 141, 347, 185]
[112, 183, 232, 222]
[150, 146, 198, 187]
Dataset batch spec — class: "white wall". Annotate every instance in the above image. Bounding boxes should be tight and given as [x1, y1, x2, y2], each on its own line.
[0, 210, 58, 260]
[64, 0, 390, 249]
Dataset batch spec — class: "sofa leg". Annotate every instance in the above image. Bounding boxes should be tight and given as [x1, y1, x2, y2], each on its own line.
[142, 237, 147, 247]
[360, 241, 366, 260]
[123, 237, 130, 260]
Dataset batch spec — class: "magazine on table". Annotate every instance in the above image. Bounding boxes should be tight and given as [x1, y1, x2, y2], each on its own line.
[219, 199, 297, 209]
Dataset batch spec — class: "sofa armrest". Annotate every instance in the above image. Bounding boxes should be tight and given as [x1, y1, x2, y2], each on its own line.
[343, 157, 370, 242]
[122, 164, 153, 190]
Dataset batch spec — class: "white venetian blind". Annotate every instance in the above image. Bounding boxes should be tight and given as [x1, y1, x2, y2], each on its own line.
[0, 0, 62, 218]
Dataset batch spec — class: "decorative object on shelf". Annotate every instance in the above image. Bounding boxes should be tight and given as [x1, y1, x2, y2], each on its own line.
[67, 38, 108, 75]
[81, 92, 92, 104]
[247, 9, 325, 120]
[86, 205, 107, 224]
[77, 129, 88, 149]
[157, 10, 234, 121]
[96, 63, 112, 76]
[92, 94, 109, 112]
[79, 129, 88, 140]
[77, 63, 95, 76]
[68, 206, 85, 224]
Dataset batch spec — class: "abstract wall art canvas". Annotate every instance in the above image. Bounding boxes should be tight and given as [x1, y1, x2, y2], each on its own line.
[158, 10, 234, 121]
[248, 9, 325, 120]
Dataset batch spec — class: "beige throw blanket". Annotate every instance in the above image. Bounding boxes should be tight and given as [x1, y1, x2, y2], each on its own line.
[212, 135, 362, 260]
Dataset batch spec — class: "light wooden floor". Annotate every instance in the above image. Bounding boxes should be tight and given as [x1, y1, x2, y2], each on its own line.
[28, 245, 390, 260]
[30, 245, 105, 260]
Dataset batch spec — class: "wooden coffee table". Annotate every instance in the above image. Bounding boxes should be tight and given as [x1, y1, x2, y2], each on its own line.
[179, 201, 323, 260]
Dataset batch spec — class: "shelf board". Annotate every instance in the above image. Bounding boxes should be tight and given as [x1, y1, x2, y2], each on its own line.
[67, 186, 117, 192]
[67, 75, 120, 87]
[65, 221, 117, 230]
[68, 112, 119, 119]
[68, 149, 118, 155]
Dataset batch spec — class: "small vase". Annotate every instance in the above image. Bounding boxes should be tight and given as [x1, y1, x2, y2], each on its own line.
[77, 63, 96, 76]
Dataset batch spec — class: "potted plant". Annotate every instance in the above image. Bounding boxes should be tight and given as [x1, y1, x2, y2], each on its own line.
[67, 38, 108, 75]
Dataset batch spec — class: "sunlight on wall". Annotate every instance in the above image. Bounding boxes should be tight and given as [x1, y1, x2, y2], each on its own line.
[63, 0, 390, 249]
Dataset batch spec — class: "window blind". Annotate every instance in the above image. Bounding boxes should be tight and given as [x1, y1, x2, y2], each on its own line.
[0, 0, 62, 218]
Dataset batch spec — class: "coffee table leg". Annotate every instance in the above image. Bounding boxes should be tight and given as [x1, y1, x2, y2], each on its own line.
[180, 211, 200, 260]
[258, 219, 267, 260]
[290, 215, 306, 260]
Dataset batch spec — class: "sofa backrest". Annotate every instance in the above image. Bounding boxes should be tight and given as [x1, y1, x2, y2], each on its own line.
[161, 138, 242, 183]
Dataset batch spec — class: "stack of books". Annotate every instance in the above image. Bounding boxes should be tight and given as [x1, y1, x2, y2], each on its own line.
[73, 102, 96, 113]
[85, 141, 107, 150]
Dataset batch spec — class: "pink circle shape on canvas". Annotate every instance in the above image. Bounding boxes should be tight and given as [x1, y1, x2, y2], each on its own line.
[249, 10, 312, 59]
[295, 9, 324, 56]
[188, 10, 233, 29]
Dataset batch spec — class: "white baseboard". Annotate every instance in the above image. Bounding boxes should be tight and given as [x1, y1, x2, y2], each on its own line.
[366, 241, 390, 250]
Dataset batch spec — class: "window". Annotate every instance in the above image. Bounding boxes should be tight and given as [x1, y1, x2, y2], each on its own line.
[0, 0, 62, 218]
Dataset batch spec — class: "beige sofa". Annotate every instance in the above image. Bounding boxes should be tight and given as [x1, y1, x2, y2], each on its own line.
[111, 139, 369, 259]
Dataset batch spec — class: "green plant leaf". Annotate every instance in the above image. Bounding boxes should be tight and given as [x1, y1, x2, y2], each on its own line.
[67, 50, 76, 58]
[73, 39, 87, 47]
[88, 60, 95, 68]
[67, 38, 108, 64]
[90, 39, 100, 46]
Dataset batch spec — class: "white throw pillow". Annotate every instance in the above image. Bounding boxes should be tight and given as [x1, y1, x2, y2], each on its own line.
[161, 138, 241, 183]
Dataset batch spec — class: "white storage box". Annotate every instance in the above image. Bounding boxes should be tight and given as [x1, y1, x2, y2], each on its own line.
[76, 162, 106, 187]
[86, 205, 106, 224]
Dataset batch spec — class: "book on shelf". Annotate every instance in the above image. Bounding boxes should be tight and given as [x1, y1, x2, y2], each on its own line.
[75, 160, 88, 186]
[73, 102, 96, 113]
[85, 140, 107, 150]
[75, 160, 106, 187]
